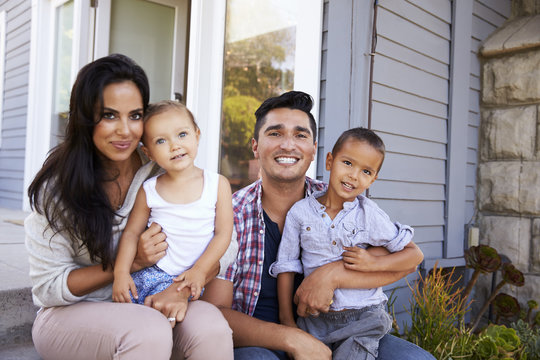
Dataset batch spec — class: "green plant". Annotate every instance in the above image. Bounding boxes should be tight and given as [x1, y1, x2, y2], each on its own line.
[400, 265, 475, 359]
[512, 319, 540, 360]
[462, 245, 502, 310]
[472, 325, 524, 360]
[526, 300, 538, 325]
[493, 293, 521, 324]
[471, 263, 525, 332]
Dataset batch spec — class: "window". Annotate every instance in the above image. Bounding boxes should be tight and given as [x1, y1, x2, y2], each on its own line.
[217, 0, 323, 190]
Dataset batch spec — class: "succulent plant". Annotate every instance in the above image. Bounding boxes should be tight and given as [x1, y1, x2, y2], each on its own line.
[501, 263, 525, 287]
[465, 245, 502, 273]
[462, 245, 502, 312]
[473, 325, 523, 359]
[493, 293, 521, 322]
[471, 264, 526, 332]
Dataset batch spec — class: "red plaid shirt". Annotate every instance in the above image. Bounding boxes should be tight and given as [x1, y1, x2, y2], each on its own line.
[224, 177, 326, 316]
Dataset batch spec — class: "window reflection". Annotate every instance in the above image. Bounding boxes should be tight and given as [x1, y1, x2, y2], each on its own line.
[50, 0, 74, 148]
[219, 0, 298, 191]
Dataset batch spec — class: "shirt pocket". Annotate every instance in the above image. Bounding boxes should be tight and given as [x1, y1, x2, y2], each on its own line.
[299, 223, 326, 252]
[342, 221, 368, 247]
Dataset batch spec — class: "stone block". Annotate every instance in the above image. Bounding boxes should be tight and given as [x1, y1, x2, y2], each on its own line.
[519, 162, 540, 214]
[480, 107, 536, 160]
[537, 105, 540, 159]
[482, 50, 540, 105]
[479, 215, 531, 269]
[511, 0, 540, 18]
[532, 218, 540, 272]
[515, 274, 540, 313]
[481, 15, 540, 56]
[478, 162, 521, 213]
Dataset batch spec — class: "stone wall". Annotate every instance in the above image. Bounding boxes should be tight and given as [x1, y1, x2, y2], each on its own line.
[476, 1, 540, 317]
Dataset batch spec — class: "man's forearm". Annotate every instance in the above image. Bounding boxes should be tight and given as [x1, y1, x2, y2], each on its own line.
[220, 307, 332, 359]
[295, 260, 415, 317]
[220, 307, 293, 349]
[328, 260, 414, 289]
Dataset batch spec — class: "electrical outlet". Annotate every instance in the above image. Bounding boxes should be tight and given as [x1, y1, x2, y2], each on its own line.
[468, 226, 479, 247]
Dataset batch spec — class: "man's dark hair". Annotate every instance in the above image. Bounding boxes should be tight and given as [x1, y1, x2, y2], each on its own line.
[253, 91, 317, 143]
[332, 127, 386, 171]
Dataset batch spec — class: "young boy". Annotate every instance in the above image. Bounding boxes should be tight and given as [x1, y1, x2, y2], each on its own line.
[269, 127, 424, 359]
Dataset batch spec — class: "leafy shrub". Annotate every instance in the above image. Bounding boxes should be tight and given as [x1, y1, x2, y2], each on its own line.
[512, 319, 540, 360]
[399, 266, 475, 360]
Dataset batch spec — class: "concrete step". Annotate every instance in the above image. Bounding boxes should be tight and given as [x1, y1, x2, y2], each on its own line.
[0, 288, 38, 348]
[0, 342, 40, 360]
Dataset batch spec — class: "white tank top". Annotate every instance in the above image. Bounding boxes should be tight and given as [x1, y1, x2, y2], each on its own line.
[143, 171, 219, 275]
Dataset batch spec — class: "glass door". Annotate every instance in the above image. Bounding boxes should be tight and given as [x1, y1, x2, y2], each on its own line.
[218, 0, 323, 191]
[50, 0, 190, 147]
[49, 0, 74, 148]
[99, 0, 190, 103]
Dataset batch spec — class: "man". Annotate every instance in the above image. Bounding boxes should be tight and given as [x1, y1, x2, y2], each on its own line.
[204, 91, 435, 360]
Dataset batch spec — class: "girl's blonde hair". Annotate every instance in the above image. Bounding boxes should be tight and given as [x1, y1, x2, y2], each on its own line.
[144, 100, 199, 131]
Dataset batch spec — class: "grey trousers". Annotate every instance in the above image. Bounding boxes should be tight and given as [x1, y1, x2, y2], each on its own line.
[32, 300, 233, 360]
[297, 304, 392, 360]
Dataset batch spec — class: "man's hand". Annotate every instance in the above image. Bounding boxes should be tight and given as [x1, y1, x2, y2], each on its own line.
[144, 284, 190, 328]
[132, 222, 167, 272]
[287, 327, 332, 360]
[174, 267, 206, 300]
[294, 264, 336, 317]
[342, 246, 378, 272]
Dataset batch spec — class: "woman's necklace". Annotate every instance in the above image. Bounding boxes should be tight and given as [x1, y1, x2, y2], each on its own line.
[105, 154, 141, 211]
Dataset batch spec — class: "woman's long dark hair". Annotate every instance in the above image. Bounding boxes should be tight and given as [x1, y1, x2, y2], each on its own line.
[28, 54, 150, 269]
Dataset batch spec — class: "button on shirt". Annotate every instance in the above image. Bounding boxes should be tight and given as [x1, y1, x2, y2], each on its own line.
[224, 178, 326, 317]
[269, 190, 414, 311]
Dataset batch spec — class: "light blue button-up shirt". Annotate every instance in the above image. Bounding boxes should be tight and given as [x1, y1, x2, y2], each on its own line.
[269, 190, 414, 311]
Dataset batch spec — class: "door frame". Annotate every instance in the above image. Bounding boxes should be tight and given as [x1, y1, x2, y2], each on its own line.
[24, 0, 323, 210]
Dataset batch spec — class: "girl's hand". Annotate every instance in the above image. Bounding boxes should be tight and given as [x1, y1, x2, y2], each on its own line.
[112, 273, 138, 303]
[144, 285, 190, 328]
[342, 246, 378, 272]
[173, 267, 205, 300]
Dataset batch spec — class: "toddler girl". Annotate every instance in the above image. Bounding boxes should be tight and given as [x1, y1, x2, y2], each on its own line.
[113, 100, 233, 313]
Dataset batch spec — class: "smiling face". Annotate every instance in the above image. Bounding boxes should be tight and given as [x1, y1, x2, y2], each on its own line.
[325, 138, 383, 203]
[141, 108, 200, 174]
[92, 81, 144, 164]
[252, 108, 317, 184]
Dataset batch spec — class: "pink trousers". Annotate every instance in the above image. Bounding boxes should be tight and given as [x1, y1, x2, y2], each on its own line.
[32, 300, 233, 360]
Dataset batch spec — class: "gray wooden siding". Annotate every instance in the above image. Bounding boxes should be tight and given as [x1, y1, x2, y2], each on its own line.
[467, 0, 510, 221]
[317, 0, 329, 180]
[0, 0, 31, 209]
[370, 0, 452, 261]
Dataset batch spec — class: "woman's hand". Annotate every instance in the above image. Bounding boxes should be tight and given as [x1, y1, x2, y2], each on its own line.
[112, 273, 138, 303]
[132, 222, 168, 272]
[144, 283, 191, 328]
[173, 266, 206, 300]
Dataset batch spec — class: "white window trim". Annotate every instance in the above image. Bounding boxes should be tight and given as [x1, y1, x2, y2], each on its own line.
[187, 0, 323, 177]
[24, 0, 54, 211]
[445, 0, 473, 259]
[0, 10, 6, 149]
[24, 0, 88, 211]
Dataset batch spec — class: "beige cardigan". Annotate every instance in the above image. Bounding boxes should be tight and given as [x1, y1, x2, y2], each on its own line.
[25, 158, 160, 307]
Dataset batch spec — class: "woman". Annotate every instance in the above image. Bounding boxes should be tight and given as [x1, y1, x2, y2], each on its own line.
[25, 54, 233, 359]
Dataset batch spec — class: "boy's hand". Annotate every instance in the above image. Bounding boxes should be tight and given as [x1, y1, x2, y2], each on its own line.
[173, 267, 205, 300]
[112, 273, 138, 303]
[342, 246, 381, 272]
